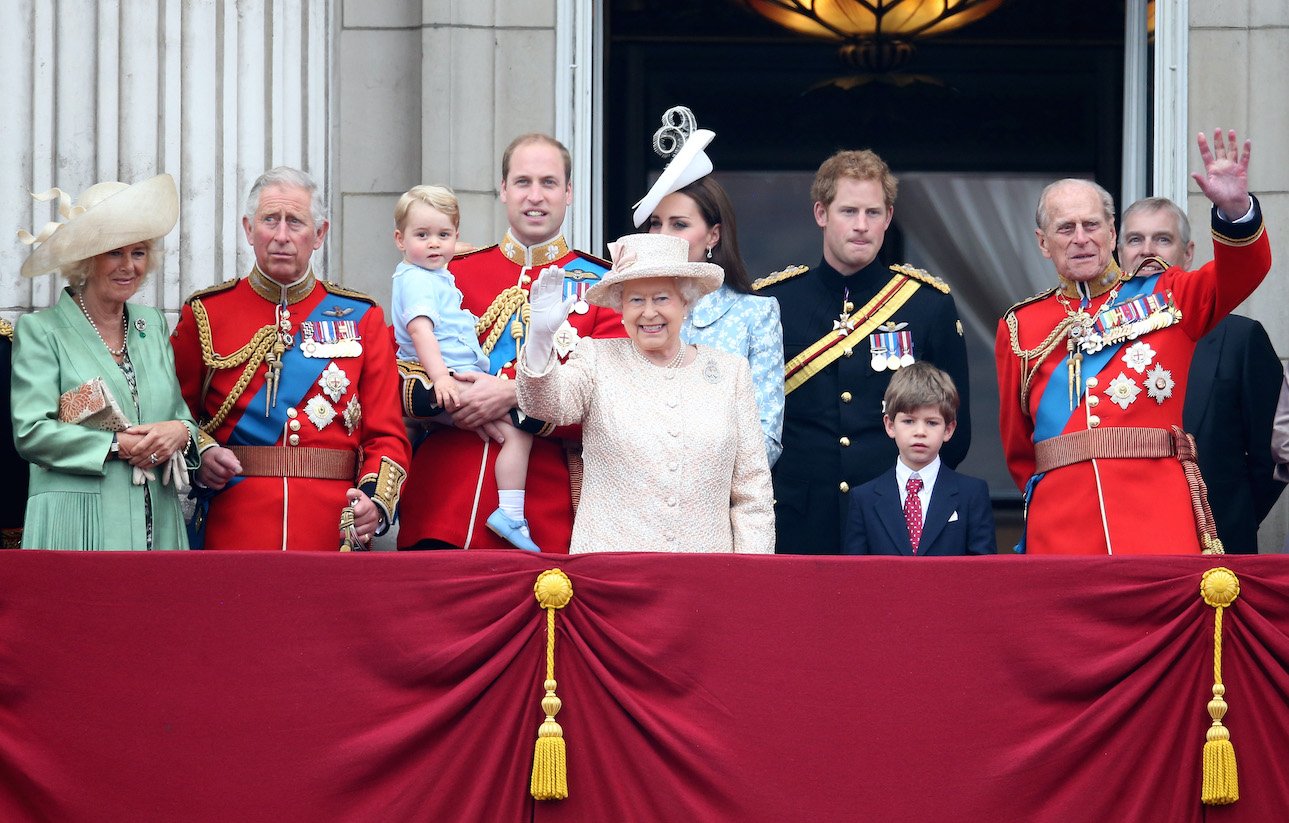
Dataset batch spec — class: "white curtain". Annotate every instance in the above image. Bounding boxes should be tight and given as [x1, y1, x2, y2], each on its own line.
[897, 173, 1056, 496]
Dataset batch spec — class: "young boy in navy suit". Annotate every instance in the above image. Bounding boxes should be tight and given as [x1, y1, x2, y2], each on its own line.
[842, 362, 995, 555]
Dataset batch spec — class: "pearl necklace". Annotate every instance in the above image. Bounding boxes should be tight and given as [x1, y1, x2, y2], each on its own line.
[631, 340, 687, 372]
[77, 291, 128, 358]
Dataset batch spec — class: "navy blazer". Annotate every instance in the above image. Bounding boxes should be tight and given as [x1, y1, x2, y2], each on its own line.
[1184, 314, 1286, 553]
[841, 465, 996, 555]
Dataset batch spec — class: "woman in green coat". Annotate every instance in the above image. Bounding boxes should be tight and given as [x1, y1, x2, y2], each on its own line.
[12, 174, 198, 550]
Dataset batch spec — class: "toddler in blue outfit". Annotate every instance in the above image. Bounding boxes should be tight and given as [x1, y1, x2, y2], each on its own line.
[391, 185, 538, 551]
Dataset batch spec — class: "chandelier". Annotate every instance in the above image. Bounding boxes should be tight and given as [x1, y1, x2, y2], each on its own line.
[741, 0, 1005, 72]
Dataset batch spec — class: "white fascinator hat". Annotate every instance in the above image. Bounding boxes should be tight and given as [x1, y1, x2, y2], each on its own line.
[18, 174, 179, 279]
[630, 106, 715, 229]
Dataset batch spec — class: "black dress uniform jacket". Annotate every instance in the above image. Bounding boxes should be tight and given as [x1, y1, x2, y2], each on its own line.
[759, 257, 971, 554]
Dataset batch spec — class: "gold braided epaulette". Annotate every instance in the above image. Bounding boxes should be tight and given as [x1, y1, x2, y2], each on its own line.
[0, 317, 13, 340]
[890, 263, 950, 294]
[184, 279, 238, 304]
[454, 243, 498, 260]
[1002, 286, 1059, 320]
[752, 265, 809, 291]
[321, 281, 376, 305]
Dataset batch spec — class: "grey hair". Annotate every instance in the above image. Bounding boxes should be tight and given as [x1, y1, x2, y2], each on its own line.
[1120, 196, 1191, 247]
[1035, 178, 1116, 232]
[63, 237, 164, 289]
[602, 277, 704, 311]
[244, 166, 327, 227]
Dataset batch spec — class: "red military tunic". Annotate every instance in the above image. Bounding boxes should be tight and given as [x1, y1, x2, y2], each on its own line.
[172, 269, 411, 551]
[396, 231, 626, 551]
[996, 204, 1271, 554]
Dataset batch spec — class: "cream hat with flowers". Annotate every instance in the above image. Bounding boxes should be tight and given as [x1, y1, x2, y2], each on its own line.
[631, 106, 715, 228]
[584, 233, 723, 310]
[18, 173, 179, 278]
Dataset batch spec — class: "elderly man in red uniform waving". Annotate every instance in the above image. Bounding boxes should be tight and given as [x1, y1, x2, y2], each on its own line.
[172, 167, 411, 551]
[996, 130, 1271, 555]
[397, 134, 625, 551]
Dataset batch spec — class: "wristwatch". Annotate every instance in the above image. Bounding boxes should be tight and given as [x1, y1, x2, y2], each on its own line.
[110, 433, 120, 455]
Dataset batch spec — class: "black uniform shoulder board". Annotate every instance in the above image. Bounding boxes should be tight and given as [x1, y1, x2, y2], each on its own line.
[184, 278, 238, 304]
[0, 317, 12, 340]
[569, 250, 613, 269]
[1002, 286, 1059, 319]
[321, 280, 377, 305]
[453, 243, 498, 260]
[890, 263, 950, 294]
[752, 264, 809, 291]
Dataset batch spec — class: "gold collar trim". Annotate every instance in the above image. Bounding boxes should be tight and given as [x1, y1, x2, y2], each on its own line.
[249, 266, 316, 305]
[499, 230, 569, 268]
[1058, 260, 1125, 299]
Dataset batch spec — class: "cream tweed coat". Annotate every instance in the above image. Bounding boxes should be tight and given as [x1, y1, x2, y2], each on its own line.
[517, 338, 774, 554]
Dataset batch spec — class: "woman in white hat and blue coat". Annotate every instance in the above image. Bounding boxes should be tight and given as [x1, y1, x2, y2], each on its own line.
[633, 107, 784, 466]
[12, 173, 198, 550]
[516, 232, 774, 554]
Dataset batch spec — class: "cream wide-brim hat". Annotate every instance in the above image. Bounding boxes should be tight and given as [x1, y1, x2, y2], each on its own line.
[584, 233, 723, 310]
[19, 173, 179, 278]
[631, 128, 715, 229]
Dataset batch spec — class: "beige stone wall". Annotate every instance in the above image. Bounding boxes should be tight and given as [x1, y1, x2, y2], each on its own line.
[334, 0, 559, 311]
[1189, 1, 1289, 551]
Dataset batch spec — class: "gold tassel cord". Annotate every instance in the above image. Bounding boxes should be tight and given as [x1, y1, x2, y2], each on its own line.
[1200, 567, 1240, 805]
[531, 569, 574, 801]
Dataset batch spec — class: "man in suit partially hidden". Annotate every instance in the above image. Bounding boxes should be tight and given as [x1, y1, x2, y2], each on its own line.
[1118, 196, 1285, 553]
[842, 362, 995, 555]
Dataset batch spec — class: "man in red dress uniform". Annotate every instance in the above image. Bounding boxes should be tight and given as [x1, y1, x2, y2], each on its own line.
[172, 167, 411, 551]
[396, 134, 625, 551]
[996, 130, 1271, 555]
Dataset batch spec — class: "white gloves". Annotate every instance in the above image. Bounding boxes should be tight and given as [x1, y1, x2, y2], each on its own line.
[524, 266, 576, 371]
[132, 452, 190, 490]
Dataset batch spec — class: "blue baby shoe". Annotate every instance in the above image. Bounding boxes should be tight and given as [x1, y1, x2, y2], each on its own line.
[486, 508, 542, 552]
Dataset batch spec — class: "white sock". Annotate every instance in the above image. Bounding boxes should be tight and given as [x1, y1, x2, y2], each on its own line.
[498, 489, 525, 522]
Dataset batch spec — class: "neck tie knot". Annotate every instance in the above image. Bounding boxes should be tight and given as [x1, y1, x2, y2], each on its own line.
[907, 476, 924, 495]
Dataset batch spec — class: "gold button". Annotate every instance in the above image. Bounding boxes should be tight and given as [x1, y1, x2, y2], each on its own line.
[281, 309, 291, 320]
[1088, 416, 1100, 428]
[844, 301, 854, 312]
[288, 433, 301, 446]
[503, 361, 513, 369]
[1085, 377, 1098, 389]
[843, 348, 854, 358]
[1087, 396, 1099, 408]
[841, 392, 853, 403]
[839, 481, 850, 494]
[287, 407, 298, 419]
[840, 436, 851, 447]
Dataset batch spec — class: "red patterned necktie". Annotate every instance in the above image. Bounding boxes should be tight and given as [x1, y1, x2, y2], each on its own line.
[904, 476, 924, 554]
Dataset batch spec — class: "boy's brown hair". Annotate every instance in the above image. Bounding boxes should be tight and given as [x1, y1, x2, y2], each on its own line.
[883, 361, 958, 424]
[394, 184, 460, 230]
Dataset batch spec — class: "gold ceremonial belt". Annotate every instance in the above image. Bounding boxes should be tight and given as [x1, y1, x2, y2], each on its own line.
[1033, 427, 1174, 473]
[228, 445, 357, 481]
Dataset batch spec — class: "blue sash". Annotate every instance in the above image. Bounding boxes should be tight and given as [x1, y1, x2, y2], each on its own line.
[486, 254, 609, 372]
[1015, 274, 1161, 553]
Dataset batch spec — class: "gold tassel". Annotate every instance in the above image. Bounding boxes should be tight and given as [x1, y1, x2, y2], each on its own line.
[531, 569, 574, 800]
[1200, 567, 1240, 805]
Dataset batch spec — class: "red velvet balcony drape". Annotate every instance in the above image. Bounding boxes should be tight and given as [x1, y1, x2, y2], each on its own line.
[1, 552, 1286, 822]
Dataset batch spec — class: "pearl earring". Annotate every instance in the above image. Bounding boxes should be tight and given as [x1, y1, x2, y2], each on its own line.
[705, 247, 713, 260]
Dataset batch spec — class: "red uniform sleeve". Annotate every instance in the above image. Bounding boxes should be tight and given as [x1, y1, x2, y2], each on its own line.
[170, 303, 206, 422]
[354, 304, 412, 484]
[995, 315, 1036, 491]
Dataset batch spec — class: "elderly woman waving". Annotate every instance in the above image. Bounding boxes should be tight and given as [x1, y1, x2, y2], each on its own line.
[516, 233, 774, 554]
[12, 174, 198, 550]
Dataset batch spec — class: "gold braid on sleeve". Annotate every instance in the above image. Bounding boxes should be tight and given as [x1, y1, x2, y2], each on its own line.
[192, 298, 278, 434]
[1007, 311, 1076, 413]
[476, 287, 529, 358]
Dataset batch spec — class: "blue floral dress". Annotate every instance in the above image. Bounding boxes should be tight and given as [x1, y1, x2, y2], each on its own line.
[683, 284, 784, 465]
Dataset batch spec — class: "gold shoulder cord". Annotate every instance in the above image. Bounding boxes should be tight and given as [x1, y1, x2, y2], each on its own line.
[476, 287, 529, 358]
[191, 298, 278, 433]
[1007, 310, 1076, 413]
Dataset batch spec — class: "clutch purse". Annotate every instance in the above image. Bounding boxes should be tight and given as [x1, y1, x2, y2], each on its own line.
[58, 377, 131, 432]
